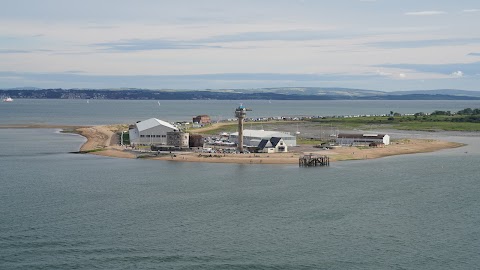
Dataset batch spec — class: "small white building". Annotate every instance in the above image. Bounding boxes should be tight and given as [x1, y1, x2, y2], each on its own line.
[257, 137, 288, 153]
[229, 129, 297, 147]
[336, 133, 390, 146]
[129, 118, 179, 145]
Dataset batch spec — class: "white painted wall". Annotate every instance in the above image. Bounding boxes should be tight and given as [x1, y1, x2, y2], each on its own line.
[130, 125, 177, 145]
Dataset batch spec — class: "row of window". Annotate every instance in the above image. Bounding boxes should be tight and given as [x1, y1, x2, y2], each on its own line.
[140, 135, 167, 138]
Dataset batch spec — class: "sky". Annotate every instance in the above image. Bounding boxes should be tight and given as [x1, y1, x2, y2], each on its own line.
[0, 0, 479, 91]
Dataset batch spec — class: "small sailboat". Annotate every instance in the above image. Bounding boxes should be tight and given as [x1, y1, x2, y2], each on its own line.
[157, 101, 161, 106]
[295, 123, 301, 135]
[3, 97, 13, 102]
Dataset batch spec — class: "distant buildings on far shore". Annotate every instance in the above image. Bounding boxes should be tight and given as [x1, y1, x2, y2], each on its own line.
[193, 115, 211, 125]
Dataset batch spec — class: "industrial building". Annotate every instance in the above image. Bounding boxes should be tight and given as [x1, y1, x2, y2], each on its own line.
[129, 118, 179, 145]
[336, 133, 390, 146]
[229, 129, 297, 147]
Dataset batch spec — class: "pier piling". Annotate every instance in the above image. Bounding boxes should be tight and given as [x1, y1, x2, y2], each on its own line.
[299, 154, 330, 167]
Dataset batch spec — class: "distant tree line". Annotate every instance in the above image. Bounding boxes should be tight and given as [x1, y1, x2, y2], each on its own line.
[423, 108, 480, 116]
[451, 108, 480, 123]
[456, 108, 480, 115]
[410, 108, 480, 123]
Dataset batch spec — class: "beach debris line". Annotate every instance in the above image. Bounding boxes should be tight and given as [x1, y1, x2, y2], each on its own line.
[299, 154, 330, 167]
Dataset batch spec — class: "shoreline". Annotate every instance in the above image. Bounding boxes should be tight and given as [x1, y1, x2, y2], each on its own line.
[151, 139, 464, 164]
[0, 124, 466, 164]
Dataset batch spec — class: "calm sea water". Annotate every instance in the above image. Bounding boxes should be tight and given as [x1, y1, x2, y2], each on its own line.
[1, 99, 480, 125]
[1, 100, 480, 269]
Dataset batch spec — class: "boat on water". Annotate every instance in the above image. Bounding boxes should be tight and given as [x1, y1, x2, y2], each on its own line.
[3, 97, 13, 102]
[295, 123, 300, 135]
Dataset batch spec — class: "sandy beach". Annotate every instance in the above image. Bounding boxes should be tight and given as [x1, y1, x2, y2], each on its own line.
[74, 125, 138, 159]
[151, 139, 463, 164]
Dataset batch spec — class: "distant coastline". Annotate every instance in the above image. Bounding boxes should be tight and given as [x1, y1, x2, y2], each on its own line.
[2, 87, 480, 100]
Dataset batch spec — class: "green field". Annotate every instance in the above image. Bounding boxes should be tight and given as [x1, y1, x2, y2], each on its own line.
[311, 115, 480, 131]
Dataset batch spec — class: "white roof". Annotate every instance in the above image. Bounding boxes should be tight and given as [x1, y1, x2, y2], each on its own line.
[230, 129, 295, 139]
[136, 118, 178, 132]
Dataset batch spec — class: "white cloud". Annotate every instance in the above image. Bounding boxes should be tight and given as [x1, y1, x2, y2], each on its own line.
[405, 11, 447, 16]
[375, 69, 392, 76]
[462, 9, 480, 13]
[451, 70, 464, 77]
[398, 73, 407, 78]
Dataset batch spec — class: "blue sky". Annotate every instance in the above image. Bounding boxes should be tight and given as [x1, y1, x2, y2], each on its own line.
[1, 0, 479, 91]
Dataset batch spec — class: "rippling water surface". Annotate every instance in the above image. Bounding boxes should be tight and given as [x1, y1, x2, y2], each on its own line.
[1, 99, 480, 125]
[1, 101, 480, 269]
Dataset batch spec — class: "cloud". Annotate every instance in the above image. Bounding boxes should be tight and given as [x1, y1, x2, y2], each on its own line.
[81, 25, 119, 29]
[451, 71, 464, 77]
[375, 70, 392, 76]
[0, 71, 384, 89]
[405, 11, 447, 16]
[92, 30, 345, 52]
[0, 48, 54, 55]
[462, 9, 480, 13]
[0, 49, 32, 54]
[63, 70, 86, 74]
[94, 39, 221, 51]
[377, 61, 480, 76]
[365, 38, 480, 49]
[468, 52, 480, 56]
[198, 30, 342, 43]
[375, 70, 408, 80]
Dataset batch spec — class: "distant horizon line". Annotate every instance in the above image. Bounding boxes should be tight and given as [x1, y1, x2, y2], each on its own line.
[1, 86, 479, 92]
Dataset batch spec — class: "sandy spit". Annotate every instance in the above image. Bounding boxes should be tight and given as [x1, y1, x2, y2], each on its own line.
[74, 125, 137, 159]
[0, 124, 465, 163]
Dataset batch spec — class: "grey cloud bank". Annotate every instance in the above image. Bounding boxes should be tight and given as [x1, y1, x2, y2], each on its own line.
[1, 0, 479, 90]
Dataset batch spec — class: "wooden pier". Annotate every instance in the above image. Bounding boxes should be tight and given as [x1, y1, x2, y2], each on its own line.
[299, 154, 330, 167]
